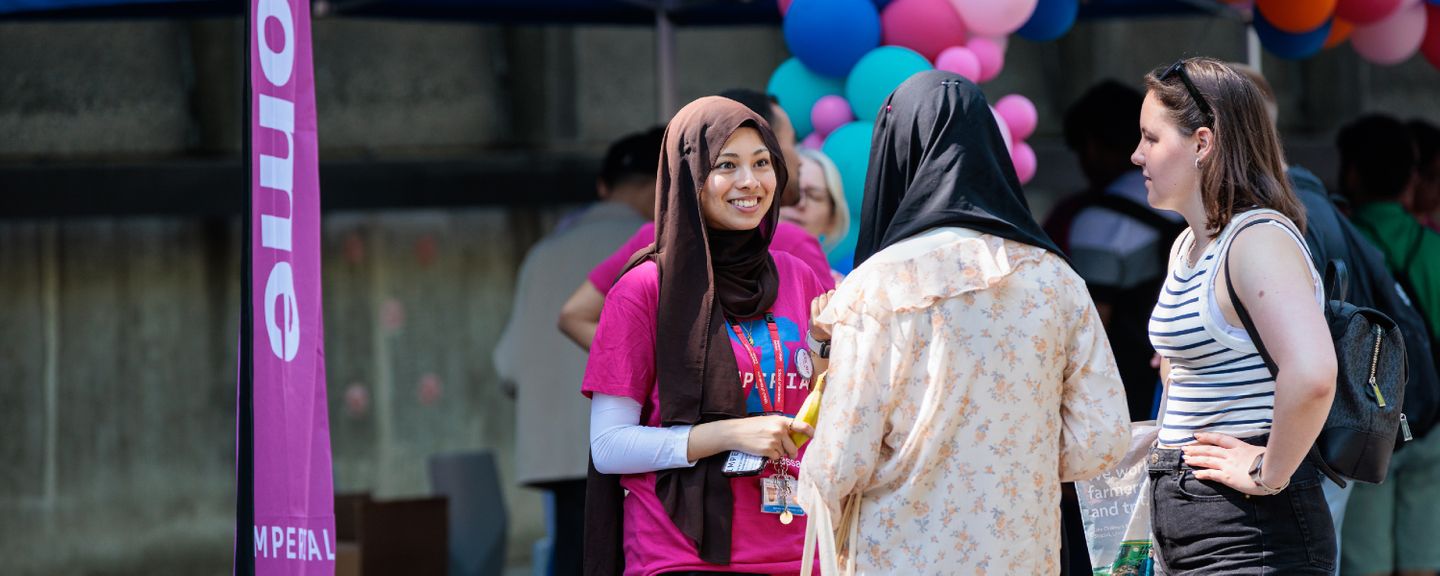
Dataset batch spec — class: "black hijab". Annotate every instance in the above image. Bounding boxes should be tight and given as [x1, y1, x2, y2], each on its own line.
[853, 70, 1066, 267]
[585, 96, 788, 575]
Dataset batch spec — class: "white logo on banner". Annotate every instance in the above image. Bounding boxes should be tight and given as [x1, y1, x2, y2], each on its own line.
[257, 0, 299, 362]
[257, 0, 294, 87]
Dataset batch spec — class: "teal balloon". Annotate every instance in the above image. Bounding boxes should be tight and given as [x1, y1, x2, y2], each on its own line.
[844, 46, 933, 121]
[821, 120, 875, 269]
[767, 58, 845, 138]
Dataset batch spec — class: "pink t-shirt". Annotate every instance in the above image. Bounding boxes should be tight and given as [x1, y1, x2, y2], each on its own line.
[582, 252, 828, 576]
[587, 221, 836, 296]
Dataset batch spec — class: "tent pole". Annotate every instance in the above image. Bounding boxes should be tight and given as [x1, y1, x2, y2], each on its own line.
[656, 7, 676, 123]
[1247, 26, 1261, 74]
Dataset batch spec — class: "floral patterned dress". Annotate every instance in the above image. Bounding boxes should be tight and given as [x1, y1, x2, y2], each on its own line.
[797, 227, 1130, 575]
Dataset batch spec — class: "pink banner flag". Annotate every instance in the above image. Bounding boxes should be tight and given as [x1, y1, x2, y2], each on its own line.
[239, 0, 336, 573]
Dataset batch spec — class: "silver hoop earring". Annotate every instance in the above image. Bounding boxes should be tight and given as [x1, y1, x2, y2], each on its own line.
[1194, 157, 1201, 169]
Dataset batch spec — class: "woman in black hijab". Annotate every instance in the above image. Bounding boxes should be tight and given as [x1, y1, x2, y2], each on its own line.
[796, 71, 1130, 574]
[581, 96, 831, 575]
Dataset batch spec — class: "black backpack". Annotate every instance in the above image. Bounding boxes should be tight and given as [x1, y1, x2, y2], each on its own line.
[1225, 218, 1408, 487]
[1344, 220, 1440, 445]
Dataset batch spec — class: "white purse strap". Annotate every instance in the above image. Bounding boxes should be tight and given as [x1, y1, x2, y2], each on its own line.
[799, 485, 858, 576]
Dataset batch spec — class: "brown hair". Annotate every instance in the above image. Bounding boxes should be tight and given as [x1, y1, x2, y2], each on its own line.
[1144, 57, 1305, 237]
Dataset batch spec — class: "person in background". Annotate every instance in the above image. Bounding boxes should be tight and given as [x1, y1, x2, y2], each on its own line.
[783, 147, 850, 283]
[798, 71, 1129, 574]
[782, 148, 849, 253]
[1336, 114, 1440, 576]
[582, 96, 827, 576]
[1342, 116, 1440, 337]
[1136, 57, 1337, 573]
[1044, 81, 1185, 574]
[558, 90, 835, 351]
[1407, 120, 1440, 232]
[1045, 80, 1185, 423]
[492, 127, 663, 576]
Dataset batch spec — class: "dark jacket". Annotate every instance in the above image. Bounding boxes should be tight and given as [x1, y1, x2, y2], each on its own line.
[1290, 166, 1440, 442]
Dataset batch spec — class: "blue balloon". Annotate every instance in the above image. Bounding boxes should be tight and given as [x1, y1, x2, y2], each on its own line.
[767, 58, 846, 138]
[1254, 8, 1331, 60]
[783, 0, 881, 78]
[1016, 0, 1079, 42]
[821, 120, 875, 268]
[829, 248, 857, 276]
[844, 46, 932, 121]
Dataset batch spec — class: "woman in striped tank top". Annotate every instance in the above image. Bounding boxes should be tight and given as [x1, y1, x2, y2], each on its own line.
[1133, 58, 1339, 574]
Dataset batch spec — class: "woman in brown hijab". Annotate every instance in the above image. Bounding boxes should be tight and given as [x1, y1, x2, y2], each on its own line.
[581, 96, 832, 575]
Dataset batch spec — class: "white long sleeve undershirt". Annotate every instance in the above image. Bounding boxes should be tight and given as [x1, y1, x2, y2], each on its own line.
[589, 393, 698, 474]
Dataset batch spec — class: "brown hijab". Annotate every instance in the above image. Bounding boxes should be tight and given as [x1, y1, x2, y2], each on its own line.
[585, 96, 790, 574]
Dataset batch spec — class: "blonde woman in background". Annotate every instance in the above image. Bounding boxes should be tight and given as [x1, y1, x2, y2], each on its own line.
[783, 148, 851, 256]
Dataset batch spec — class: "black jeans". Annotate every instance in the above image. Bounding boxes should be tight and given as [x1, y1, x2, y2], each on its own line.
[1148, 437, 1337, 575]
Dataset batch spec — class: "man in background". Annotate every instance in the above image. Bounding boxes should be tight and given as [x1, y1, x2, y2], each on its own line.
[1336, 113, 1440, 576]
[1045, 80, 1184, 422]
[494, 126, 663, 576]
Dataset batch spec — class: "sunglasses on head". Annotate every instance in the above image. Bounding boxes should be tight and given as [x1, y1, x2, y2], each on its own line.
[1161, 59, 1214, 124]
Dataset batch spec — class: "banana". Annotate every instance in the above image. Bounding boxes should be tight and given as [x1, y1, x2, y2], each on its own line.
[789, 372, 826, 447]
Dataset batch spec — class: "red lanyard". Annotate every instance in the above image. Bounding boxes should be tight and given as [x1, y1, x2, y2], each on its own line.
[728, 313, 786, 414]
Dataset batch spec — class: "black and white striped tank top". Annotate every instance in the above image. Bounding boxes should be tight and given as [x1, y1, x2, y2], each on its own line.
[1150, 209, 1322, 447]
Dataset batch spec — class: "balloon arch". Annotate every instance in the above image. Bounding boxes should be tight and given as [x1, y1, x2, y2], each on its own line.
[769, 0, 1440, 267]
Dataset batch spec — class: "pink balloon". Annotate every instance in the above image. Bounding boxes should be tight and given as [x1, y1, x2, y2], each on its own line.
[967, 37, 1006, 82]
[881, 0, 969, 61]
[810, 95, 856, 139]
[978, 34, 1009, 51]
[991, 105, 1014, 155]
[994, 94, 1038, 141]
[1336, 0, 1404, 25]
[948, 0, 1038, 36]
[1012, 141, 1038, 184]
[1352, 1, 1428, 65]
[802, 132, 825, 150]
[936, 46, 983, 80]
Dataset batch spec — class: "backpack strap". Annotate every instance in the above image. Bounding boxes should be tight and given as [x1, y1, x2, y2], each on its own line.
[1222, 218, 1347, 487]
[1326, 260, 1349, 304]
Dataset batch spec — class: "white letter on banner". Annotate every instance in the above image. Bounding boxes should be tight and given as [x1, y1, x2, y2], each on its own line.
[307, 529, 322, 561]
[254, 525, 268, 558]
[256, 0, 294, 87]
[285, 526, 296, 560]
[258, 93, 294, 252]
[324, 529, 336, 560]
[264, 262, 300, 361]
[271, 527, 285, 559]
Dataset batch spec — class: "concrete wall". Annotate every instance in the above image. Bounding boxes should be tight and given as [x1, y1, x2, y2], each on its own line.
[0, 16, 787, 575]
[2, 12, 1439, 575]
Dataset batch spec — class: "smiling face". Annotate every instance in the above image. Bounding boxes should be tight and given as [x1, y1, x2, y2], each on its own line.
[780, 158, 834, 238]
[1132, 91, 1205, 213]
[701, 126, 778, 231]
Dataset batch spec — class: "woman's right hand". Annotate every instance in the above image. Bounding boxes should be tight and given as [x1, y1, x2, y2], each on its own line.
[725, 415, 803, 460]
[687, 415, 814, 462]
